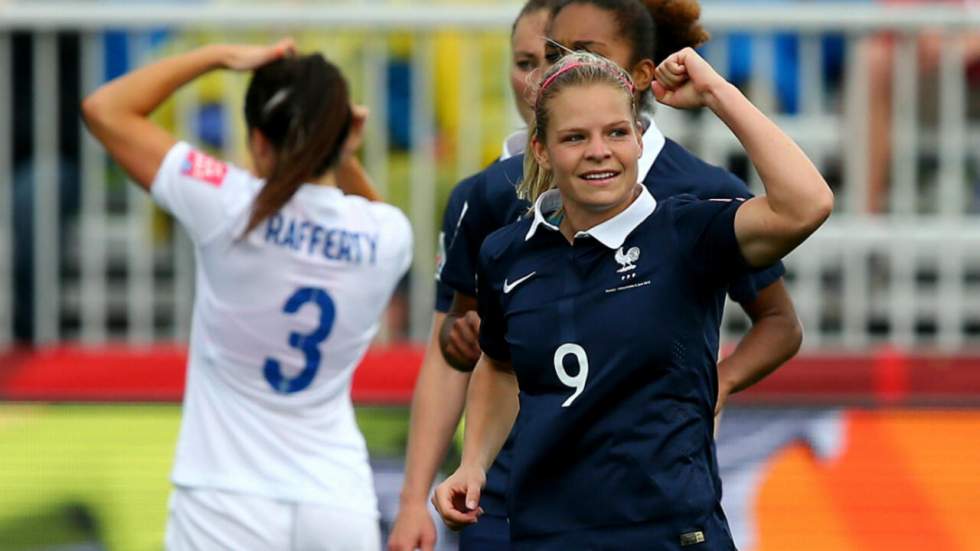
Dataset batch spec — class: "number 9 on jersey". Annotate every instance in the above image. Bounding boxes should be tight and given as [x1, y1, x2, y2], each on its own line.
[554, 343, 589, 407]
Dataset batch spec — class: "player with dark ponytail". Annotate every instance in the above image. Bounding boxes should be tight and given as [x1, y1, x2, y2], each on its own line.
[83, 40, 411, 550]
[241, 53, 356, 235]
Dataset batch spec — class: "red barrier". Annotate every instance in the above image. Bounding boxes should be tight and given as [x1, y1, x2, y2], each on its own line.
[1, 344, 979, 405]
[738, 350, 980, 406]
[0, 344, 423, 404]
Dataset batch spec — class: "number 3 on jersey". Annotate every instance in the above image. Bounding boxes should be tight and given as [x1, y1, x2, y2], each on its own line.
[264, 287, 336, 394]
[554, 343, 589, 407]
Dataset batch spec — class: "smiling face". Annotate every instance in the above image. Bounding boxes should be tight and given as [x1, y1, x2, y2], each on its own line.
[510, 8, 551, 125]
[532, 82, 642, 227]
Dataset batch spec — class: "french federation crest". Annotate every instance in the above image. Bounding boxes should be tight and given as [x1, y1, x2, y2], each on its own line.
[615, 246, 640, 273]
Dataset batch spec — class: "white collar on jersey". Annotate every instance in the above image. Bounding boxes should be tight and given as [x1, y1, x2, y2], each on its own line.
[637, 114, 666, 182]
[500, 129, 529, 160]
[525, 183, 657, 248]
[523, 115, 663, 247]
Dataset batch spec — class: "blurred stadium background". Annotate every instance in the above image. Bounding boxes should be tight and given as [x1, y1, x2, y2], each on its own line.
[1, 0, 979, 549]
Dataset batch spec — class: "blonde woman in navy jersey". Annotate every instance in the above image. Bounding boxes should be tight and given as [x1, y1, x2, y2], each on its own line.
[433, 51, 831, 549]
[434, 1, 805, 545]
[83, 40, 412, 550]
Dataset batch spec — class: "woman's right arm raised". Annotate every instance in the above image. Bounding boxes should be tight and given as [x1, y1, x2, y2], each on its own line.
[653, 47, 834, 267]
[81, 39, 295, 190]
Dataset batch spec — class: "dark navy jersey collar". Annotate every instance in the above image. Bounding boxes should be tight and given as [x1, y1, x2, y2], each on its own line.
[525, 183, 658, 249]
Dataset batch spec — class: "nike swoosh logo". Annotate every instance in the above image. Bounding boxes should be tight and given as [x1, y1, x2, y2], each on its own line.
[503, 272, 536, 294]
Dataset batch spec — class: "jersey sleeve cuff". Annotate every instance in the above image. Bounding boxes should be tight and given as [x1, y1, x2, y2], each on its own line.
[727, 261, 786, 304]
[149, 141, 192, 211]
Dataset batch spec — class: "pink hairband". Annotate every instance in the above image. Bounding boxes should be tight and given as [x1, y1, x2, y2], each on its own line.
[539, 61, 585, 93]
[537, 60, 636, 100]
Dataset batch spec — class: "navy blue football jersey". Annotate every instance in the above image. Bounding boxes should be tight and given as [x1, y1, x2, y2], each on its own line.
[477, 186, 744, 547]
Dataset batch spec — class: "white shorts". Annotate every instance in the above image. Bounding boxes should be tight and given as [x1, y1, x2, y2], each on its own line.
[165, 486, 381, 551]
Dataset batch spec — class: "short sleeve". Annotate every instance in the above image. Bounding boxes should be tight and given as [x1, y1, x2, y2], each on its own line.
[727, 262, 786, 305]
[476, 246, 510, 363]
[371, 202, 414, 278]
[150, 141, 256, 244]
[670, 195, 750, 287]
[434, 281, 455, 313]
[434, 176, 477, 311]
[699, 164, 785, 303]
[440, 175, 488, 297]
[441, 157, 526, 298]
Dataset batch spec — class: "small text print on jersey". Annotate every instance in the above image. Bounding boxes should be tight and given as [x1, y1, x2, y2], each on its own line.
[265, 213, 379, 266]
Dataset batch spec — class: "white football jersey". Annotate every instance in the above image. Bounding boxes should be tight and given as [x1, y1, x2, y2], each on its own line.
[152, 142, 412, 517]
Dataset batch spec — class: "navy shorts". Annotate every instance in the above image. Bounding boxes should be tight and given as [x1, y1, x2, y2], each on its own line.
[512, 509, 736, 551]
[459, 513, 511, 551]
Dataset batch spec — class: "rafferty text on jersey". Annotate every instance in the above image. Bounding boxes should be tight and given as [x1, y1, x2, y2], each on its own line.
[265, 213, 379, 265]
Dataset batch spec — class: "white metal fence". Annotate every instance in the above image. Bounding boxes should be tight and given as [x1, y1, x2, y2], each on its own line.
[1, 3, 978, 349]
